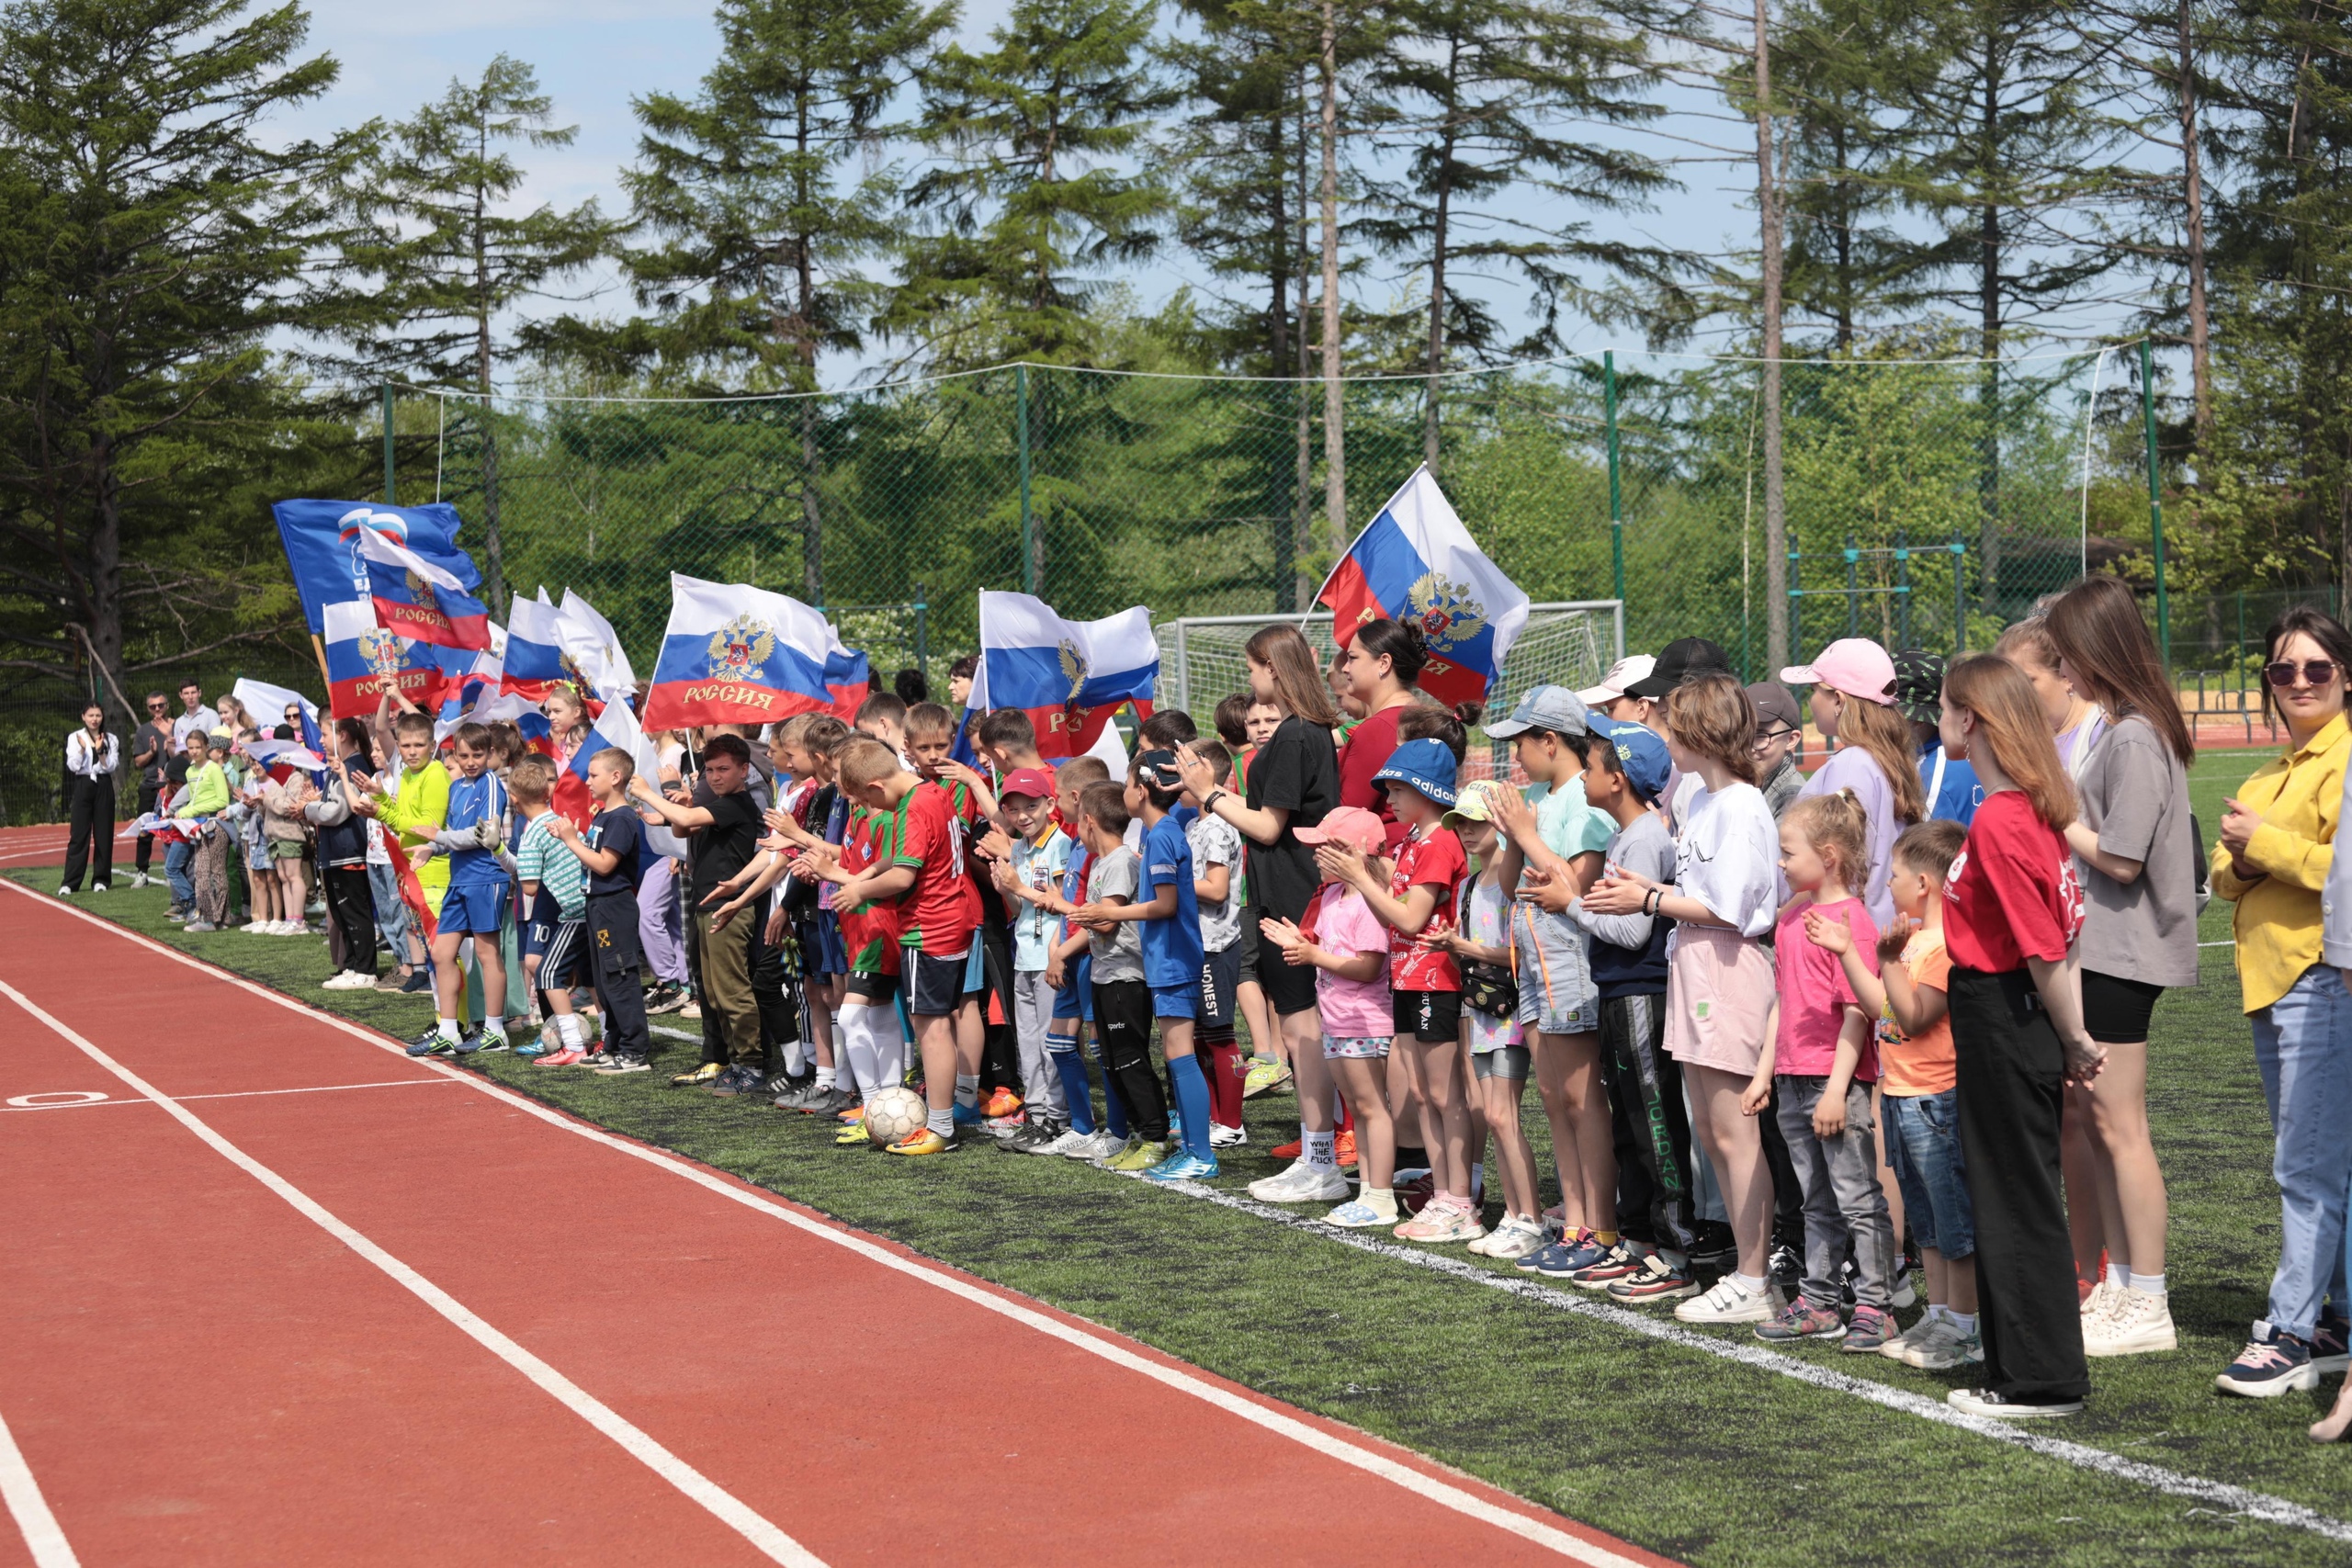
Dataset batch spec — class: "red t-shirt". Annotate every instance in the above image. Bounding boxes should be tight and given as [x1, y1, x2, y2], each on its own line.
[1387, 824, 1466, 990]
[835, 805, 903, 976]
[1337, 705, 1405, 846]
[897, 780, 983, 957]
[1943, 790, 2083, 974]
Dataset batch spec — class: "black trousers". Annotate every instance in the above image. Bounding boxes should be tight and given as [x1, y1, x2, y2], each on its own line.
[588, 891, 650, 1057]
[62, 773, 114, 891]
[1603, 992, 1697, 1254]
[135, 781, 162, 872]
[322, 864, 379, 978]
[978, 908, 1020, 1092]
[750, 907, 802, 1070]
[1758, 1080, 1805, 1248]
[1950, 965, 2090, 1403]
[1091, 979, 1168, 1140]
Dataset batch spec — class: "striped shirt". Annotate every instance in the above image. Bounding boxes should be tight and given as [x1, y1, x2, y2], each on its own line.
[514, 809, 587, 920]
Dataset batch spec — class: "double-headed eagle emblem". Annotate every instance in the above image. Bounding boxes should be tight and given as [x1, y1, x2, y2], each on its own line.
[1057, 637, 1090, 702]
[353, 626, 403, 682]
[1405, 571, 1487, 654]
[708, 615, 777, 684]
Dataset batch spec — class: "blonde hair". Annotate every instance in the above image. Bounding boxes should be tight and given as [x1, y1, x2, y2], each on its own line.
[1945, 654, 2075, 829]
[508, 753, 557, 800]
[1661, 672, 1759, 785]
[1992, 616, 2058, 673]
[836, 737, 904, 793]
[1829, 688, 1926, 825]
[1785, 789, 1871, 891]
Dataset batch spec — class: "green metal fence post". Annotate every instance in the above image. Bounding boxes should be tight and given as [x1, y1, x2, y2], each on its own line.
[380, 383, 396, 504]
[1603, 351, 1624, 607]
[2141, 338, 2169, 664]
[1016, 365, 1035, 596]
[915, 588, 930, 684]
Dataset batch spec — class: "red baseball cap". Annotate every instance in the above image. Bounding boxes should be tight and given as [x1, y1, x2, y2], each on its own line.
[999, 767, 1057, 802]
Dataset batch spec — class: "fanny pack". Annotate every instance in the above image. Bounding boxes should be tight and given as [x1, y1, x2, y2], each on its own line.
[1461, 958, 1517, 1019]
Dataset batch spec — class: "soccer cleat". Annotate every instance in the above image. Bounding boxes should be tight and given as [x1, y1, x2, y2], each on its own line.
[1334, 1129, 1358, 1169]
[672, 1062, 723, 1088]
[979, 1086, 1023, 1119]
[1038, 1126, 1094, 1156]
[2085, 1290, 2177, 1357]
[534, 1047, 586, 1067]
[1607, 1255, 1701, 1303]
[1841, 1303, 1894, 1353]
[1091, 1134, 1141, 1168]
[1270, 1135, 1305, 1160]
[2216, 1327, 2319, 1396]
[405, 1026, 452, 1057]
[1242, 1058, 1292, 1098]
[1675, 1275, 1774, 1325]
[711, 1066, 770, 1097]
[1756, 1296, 1848, 1344]
[1248, 1159, 1351, 1203]
[1947, 1387, 2082, 1419]
[950, 1100, 989, 1126]
[1064, 1129, 1125, 1161]
[450, 1030, 486, 1055]
[1106, 1138, 1169, 1172]
[594, 1053, 650, 1075]
[1207, 1122, 1249, 1148]
[1142, 1150, 1218, 1183]
[473, 1032, 511, 1055]
[887, 1128, 950, 1156]
[1002, 1119, 1067, 1154]
[835, 1121, 875, 1145]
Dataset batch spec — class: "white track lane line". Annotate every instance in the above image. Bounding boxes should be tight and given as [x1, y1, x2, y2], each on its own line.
[1, 884, 1649, 1566]
[0, 1402, 77, 1568]
[0, 980, 821, 1568]
[3, 1078, 461, 1111]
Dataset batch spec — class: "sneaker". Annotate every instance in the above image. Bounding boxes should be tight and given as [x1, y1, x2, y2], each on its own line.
[1064, 1129, 1125, 1161]
[1106, 1138, 1169, 1173]
[1248, 1159, 1351, 1203]
[768, 1076, 818, 1110]
[89, 883, 107, 894]
[1091, 1134, 1141, 1169]
[1842, 1303, 1894, 1353]
[2314, 1314, 2351, 1374]
[887, 1128, 950, 1156]
[1396, 1197, 1485, 1244]
[835, 1121, 874, 1145]
[449, 1030, 485, 1055]
[164, 908, 188, 922]
[1333, 1129, 1358, 1169]
[240, 919, 265, 933]
[1004, 1119, 1068, 1155]
[515, 1035, 551, 1059]
[1890, 1257, 1919, 1312]
[641, 981, 685, 1015]
[1038, 1126, 1092, 1156]
[1271, 1135, 1305, 1160]
[1143, 1150, 1218, 1182]
[2216, 1326, 2319, 1396]
[1677, 1275, 1775, 1325]
[1476, 1217, 1551, 1261]
[594, 1053, 650, 1075]
[473, 1031, 512, 1054]
[806, 1087, 859, 1119]
[676, 1000, 701, 1021]
[1904, 1316, 1985, 1371]
[979, 1086, 1023, 1119]
[1690, 1223, 1737, 1270]
[986, 1111, 1028, 1134]
[1608, 1254, 1702, 1303]
[55, 885, 71, 897]
[2086, 1289, 2177, 1357]
[2079, 1278, 2121, 1333]
[1208, 1122, 1249, 1148]
[399, 970, 433, 995]
[1530, 1233, 1605, 1279]
[1756, 1296, 1848, 1343]
[405, 1026, 453, 1057]
[1242, 1058, 1292, 1097]
[1323, 1198, 1399, 1228]
[950, 1100, 989, 1126]
[131, 873, 151, 888]
[1567, 1241, 1645, 1291]
[534, 1048, 586, 1067]
[708, 1066, 763, 1097]
[1948, 1387, 2082, 1418]
[183, 920, 219, 932]
[318, 971, 362, 990]
[1879, 1309, 1931, 1362]
[672, 1062, 724, 1088]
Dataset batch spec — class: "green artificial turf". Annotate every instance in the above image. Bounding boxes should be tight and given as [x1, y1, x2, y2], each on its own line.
[25, 797, 2352, 1568]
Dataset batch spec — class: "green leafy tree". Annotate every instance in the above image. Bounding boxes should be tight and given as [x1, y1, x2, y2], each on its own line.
[353, 53, 612, 610]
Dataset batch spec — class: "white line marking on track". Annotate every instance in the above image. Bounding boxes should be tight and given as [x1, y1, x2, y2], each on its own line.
[0, 1401, 77, 1568]
[2, 886, 1649, 1566]
[0, 978, 823, 1568]
[2, 1079, 459, 1111]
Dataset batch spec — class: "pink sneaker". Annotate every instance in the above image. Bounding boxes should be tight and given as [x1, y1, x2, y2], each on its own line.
[534, 1047, 585, 1067]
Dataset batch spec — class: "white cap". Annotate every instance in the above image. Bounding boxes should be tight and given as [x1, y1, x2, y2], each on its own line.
[1575, 655, 1656, 707]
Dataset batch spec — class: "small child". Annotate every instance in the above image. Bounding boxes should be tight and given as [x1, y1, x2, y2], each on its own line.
[990, 767, 1076, 1149]
[1182, 740, 1249, 1145]
[1076, 780, 1162, 1168]
[1753, 788, 1898, 1349]
[854, 692, 910, 761]
[1809, 818, 1977, 1369]
[1228, 700, 1288, 1095]
[406, 721, 513, 1057]
[906, 702, 996, 1118]
[546, 747, 651, 1073]
[1044, 758, 1118, 1158]
[510, 754, 592, 1064]
[1262, 806, 1394, 1226]
[1438, 783, 1542, 1258]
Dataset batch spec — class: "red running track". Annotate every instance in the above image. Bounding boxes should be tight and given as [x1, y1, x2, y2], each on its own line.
[0, 880, 1672, 1568]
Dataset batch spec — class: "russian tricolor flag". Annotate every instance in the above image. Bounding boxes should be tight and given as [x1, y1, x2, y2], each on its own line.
[322, 600, 449, 718]
[552, 693, 654, 829]
[354, 527, 492, 651]
[824, 642, 871, 722]
[640, 574, 834, 731]
[967, 592, 1156, 761]
[271, 501, 481, 636]
[232, 678, 325, 752]
[1316, 464, 1529, 712]
[502, 590, 575, 702]
[557, 589, 636, 702]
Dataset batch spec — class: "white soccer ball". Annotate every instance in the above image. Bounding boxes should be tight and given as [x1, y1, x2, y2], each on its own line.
[864, 1085, 929, 1146]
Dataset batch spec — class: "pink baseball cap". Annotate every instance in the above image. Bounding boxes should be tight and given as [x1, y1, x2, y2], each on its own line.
[1294, 805, 1387, 854]
[1780, 638, 1897, 706]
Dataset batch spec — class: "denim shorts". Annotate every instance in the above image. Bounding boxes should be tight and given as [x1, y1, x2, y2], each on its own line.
[1883, 1088, 1974, 1260]
[1512, 906, 1598, 1034]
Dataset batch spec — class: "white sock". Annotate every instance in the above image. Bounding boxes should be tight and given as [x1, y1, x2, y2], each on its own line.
[1304, 1130, 1337, 1169]
[839, 1003, 901, 1098]
[437, 1017, 460, 1042]
[816, 1065, 837, 1090]
[554, 1013, 582, 1048]
[482, 1016, 506, 1039]
[2131, 1270, 2167, 1296]
[926, 1107, 955, 1138]
[2105, 1261, 2129, 1289]
[1947, 1310, 1977, 1333]
[955, 1073, 979, 1108]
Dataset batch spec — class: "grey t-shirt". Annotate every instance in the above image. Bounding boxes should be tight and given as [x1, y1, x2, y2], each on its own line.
[2075, 714, 2199, 987]
[1187, 813, 1244, 953]
[1087, 844, 1146, 983]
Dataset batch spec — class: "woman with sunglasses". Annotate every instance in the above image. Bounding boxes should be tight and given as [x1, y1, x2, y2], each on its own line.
[2212, 607, 2352, 1403]
[2041, 575, 2199, 1360]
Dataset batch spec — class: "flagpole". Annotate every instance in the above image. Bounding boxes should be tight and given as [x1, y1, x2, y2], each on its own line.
[1303, 460, 1428, 632]
[311, 634, 333, 694]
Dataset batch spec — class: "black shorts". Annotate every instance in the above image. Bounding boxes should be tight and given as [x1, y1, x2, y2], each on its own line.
[908, 949, 968, 1017]
[2080, 970, 2165, 1043]
[843, 970, 899, 1004]
[535, 916, 586, 993]
[1251, 907, 1317, 1017]
[1238, 915, 1261, 985]
[1392, 987, 1464, 1043]
[519, 887, 562, 960]
[1091, 977, 1152, 1056]
[1198, 943, 1243, 1038]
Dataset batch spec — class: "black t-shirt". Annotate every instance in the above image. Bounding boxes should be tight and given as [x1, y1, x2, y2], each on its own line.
[586, 807, 643, 897]
[133, 720, 177, 785]
[1243, 715, 1339, 921]
[688, 784, 763, 903]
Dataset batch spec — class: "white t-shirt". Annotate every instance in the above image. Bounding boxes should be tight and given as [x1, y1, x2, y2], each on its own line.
[1672, 781, 1781, 942]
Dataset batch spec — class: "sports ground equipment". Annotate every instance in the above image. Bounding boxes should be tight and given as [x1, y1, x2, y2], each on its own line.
[864, 1086, 929, 1147]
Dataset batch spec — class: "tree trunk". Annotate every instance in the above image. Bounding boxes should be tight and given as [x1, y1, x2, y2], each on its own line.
[89, 443, 127, 728]
[1319, 0, 1347, 561]
[473, 137, 505, 616]
[2177, 0, 2211, 444]
[1271, 89, 1295, 611]
[1757, 0, 1790, 672]
[1976, 59, 2002, 615]
[1831, 118, 1853, 352]
[1424, 118, 1453, 476]
[1295, 79, 1317, 612]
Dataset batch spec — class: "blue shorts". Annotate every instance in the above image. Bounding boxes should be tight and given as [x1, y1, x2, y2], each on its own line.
[815, 909, 847, 977]
[440, 876, 511, 937]
[1150, 981, 1199, 1021]
[1052, 953, 1094, 1022]
[1883, 1089, 1974, 1260]
[962, 941, 989, 996]
[519, 888, 560, 959]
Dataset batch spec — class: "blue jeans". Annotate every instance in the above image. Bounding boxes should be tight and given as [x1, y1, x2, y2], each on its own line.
[367, 861, 410, 964]
[1883, 1089, 1975, 1261]
[164, 839, 195, 908]
[2250, 964, 2352, 1341]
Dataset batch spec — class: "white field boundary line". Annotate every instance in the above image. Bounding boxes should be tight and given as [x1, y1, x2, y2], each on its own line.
[0, 1402, 77, 1568]
[0, 979, 822, 1568]
[1125, 1173, 2352, 1543]
[3, 1079, 461, 1111]
[0, 884, 1652, 1568]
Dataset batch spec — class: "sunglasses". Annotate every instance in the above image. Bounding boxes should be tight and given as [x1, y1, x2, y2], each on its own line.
[2267, 660, 2340, 688]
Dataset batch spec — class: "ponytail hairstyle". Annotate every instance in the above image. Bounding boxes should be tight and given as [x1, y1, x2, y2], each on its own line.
[1244, 624, 1342, 730]
[2043, 574, 2195, 768]
[1828, 687, 1927, 825]
[1395, 700, 1467, 763]
[334, 716, 375, 768]
[1943, 654, 2075, 829]
[1350, 617, 1429, 690]
[1784, 788, 1871, 893]
[1661, 671, 1760, 785]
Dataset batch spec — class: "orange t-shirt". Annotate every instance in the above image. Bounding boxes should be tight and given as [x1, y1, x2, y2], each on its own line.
[1876, 928, 1954, 1097]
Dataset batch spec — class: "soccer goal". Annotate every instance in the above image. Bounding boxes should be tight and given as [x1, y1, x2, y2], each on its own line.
[1151, 602, 1624, 722]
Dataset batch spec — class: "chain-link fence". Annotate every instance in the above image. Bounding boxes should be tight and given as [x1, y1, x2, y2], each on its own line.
[397, 344, 2147, 682]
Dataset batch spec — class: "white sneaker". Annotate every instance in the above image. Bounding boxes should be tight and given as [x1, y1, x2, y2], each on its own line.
[1208, 1122, 1249, 1148]
[131, 873, 151, 888]
[1248, 1159, 1351, 1203]
[2080, 1278, 2121, 1330]
[1675, 1274, 1774, 1324]
[241, 919, 266, 933]
[1880, 1306, 1936, 1361]
[1477, 1216, 1550, 1259]
[1062, 1129, 1125, 1161]
[2086, 1289, 2177, 1357]
[1904, 1315, 1985, 1370]
[55, 885, 71, 897]
[90, 883, 107, 894]
[1322, 1198, 1398, 1228]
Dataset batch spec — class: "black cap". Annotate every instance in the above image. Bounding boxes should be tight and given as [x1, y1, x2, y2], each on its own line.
[1625, 637, 1731, 700]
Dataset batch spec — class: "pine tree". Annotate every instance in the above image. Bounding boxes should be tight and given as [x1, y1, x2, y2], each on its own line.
[354, 54, 612, 611]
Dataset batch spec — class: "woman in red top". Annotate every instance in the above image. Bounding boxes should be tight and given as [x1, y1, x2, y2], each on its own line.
[1334, 619, 1426, 841]
[1937, 654, 2103, 1419]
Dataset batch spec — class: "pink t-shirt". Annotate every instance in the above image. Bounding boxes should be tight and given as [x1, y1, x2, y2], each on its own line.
[1775, 895, 1882, 1080]
[1306, 885, 1393, 1038]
